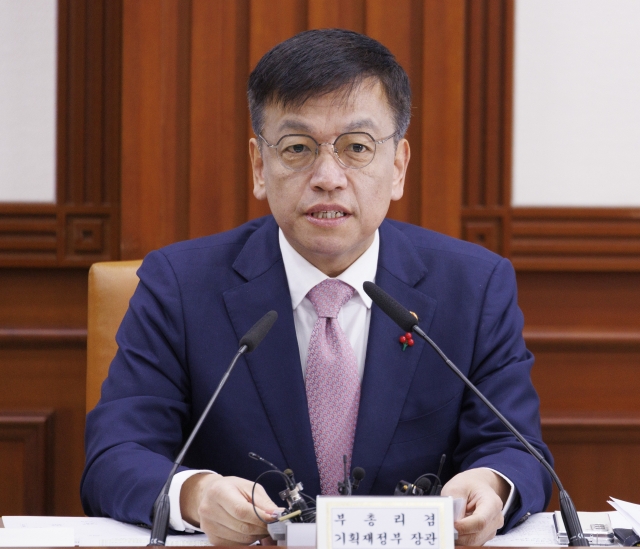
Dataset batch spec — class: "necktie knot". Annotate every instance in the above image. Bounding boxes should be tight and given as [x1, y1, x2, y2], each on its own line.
[307, 279, 355, 318]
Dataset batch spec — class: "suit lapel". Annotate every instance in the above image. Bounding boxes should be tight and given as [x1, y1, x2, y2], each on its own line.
[352, 221, 437, 494]
[223, 218, 320, 494]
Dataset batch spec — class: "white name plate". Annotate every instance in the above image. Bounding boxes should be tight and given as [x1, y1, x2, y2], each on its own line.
[316, 496, 455, 549]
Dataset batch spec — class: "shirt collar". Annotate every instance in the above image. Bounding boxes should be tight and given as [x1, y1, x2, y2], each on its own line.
[278, 229, 379, 310]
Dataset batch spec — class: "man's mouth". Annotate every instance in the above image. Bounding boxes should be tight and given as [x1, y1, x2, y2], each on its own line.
[310, 211, 346, 219]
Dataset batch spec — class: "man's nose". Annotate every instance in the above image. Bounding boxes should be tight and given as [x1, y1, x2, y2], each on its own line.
[308, 143, 348, 191]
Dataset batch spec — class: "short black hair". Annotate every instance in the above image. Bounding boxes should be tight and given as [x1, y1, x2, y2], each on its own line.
[248, 28, 412, 139]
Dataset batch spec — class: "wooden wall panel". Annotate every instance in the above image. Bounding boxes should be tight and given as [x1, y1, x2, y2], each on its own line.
[120, 0, 190, 259]
[520, 271, 640, 414]
[519, 270, 640, 511]
[366, 0, 424, 227]
[189, 0, 250, 239]
[307, 0, 365, 31]
[0, 412, 54, 515]
[517, 272, 640, 330]
[532, 348, 640, 415]
[543, 417, 640, 511]
[0, 348, 86, 516]
[421, 0, 465, 238]
[0, 269, 88, 332]
[0, 269, 88, 516]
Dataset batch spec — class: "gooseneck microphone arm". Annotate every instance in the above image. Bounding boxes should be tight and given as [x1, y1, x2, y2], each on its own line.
[148, 310, 278, 546]
[362, 282, 588, 547]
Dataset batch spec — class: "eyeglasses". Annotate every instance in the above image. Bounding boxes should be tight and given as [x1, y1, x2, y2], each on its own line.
[258, 131, 397, 172]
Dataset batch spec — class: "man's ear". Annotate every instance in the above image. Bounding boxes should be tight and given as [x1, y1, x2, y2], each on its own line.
[391, 138, 410, 201]
[249, 138, 267, 200]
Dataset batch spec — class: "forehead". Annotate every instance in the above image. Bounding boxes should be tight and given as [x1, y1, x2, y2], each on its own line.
[262, 80, 394, 136]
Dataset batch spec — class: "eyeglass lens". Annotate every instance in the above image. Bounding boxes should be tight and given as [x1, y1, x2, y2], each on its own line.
[275, 133, 377, 170]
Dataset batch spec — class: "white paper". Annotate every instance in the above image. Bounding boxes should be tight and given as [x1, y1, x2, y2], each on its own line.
[2, 516, 211, 546]
[484, 512, 559, 546]
[609, 510, 633, 530]
[608, 498, 640, 535]
[0, 527, 74, 547]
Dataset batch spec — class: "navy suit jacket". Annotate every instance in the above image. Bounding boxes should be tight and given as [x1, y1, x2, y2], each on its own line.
[81, 216, 552, 530]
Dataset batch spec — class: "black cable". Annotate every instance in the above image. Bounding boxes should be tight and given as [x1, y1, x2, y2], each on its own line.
[413, 473, 440, 486]
[300, 491, 316, 505]
[250, 469, 292, 525]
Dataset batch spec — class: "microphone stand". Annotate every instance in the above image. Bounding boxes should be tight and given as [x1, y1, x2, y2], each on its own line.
[411, 324, 587, 545]
[148, 311, 278, 545]
[148, 346, 249, 545]
[362, 282, 588, 546]
[338, 455, 352, 496]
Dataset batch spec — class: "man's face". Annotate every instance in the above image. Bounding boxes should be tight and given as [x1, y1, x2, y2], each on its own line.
[249, 81, 410, 277]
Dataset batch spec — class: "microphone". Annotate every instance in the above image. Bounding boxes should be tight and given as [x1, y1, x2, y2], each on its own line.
[338, 455, 366, 496]
[240, 311, 278, 352]
[352, 467, 366, 491]
[362, 282, 589, 546]
[397, 454, 445, 497]
[148, 311, 278, 545]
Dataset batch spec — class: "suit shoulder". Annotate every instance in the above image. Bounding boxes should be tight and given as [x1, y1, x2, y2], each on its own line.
[385, 219, 503, 268]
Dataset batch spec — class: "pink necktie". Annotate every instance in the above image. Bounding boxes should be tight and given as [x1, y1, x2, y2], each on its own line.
[305, 279, 361, 495]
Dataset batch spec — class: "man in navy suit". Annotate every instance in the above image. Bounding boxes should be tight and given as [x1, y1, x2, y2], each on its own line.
[82, 29, 552, 545]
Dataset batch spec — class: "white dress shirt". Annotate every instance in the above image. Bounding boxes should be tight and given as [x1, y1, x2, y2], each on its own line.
[167, 228, 514, 532]
[279, 228, 379, 381]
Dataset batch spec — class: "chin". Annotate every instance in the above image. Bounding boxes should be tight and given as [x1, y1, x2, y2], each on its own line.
[310, 239, 365, 261]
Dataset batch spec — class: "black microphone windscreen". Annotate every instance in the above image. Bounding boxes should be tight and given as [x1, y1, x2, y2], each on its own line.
[352, 467, 366, 481]
[239, 310, 278, 353]
[362, 282, 417, 333]
[415, 477, 432, 492]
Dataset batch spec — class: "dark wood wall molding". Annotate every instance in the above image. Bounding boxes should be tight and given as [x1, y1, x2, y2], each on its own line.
[544, 415, 640, 442]
[525, 329, 640, 353]
[0, 0, 122, 268]
[0, 205, 117, 268]
[0, 328, 87, 349]
[0, 411, 54, 515]
[511, 208, 640, 271]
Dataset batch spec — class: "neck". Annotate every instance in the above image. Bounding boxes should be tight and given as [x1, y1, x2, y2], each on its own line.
[290, 238, 375, 278]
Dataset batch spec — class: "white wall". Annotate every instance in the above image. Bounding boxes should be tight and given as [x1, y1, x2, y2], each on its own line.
[512, 0, 640, 206]
[0, 0, 57, 203]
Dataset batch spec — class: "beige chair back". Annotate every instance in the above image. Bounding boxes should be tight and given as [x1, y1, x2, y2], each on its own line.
[86, 260, 142, 413]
